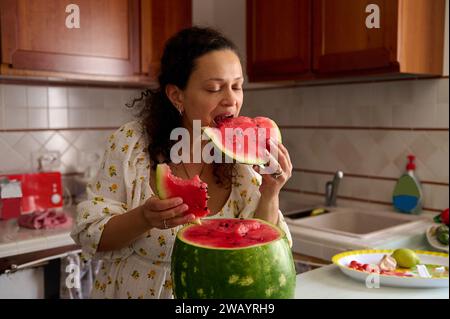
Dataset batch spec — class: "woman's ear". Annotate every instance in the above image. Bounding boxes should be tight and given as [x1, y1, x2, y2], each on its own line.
[165, 84, 184, 112]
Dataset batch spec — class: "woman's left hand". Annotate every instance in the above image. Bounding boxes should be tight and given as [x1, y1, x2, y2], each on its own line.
[253, 138, 293, 196]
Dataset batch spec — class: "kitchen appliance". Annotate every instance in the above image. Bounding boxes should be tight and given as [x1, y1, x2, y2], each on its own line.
[0, 172, 63, 217]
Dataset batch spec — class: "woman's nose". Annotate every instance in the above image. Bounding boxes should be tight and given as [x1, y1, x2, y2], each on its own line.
[220, 87, 239, 106]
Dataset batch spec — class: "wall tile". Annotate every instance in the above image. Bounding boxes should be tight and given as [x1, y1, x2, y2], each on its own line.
[26, 86, 48, 108]
[43, 133, 70, 154]
[436, 103, 449, 127]
[49, 108, 68, 128]
[410, 80, 438, 106]
[3, 85, 27, 107]
[4, 107, 27, 129]
[28, 108, 48, 129]
[68, 88, 93, 108]
[68, 108, 90, 128]
[88, 108, 109, 127]
[371, 103, 393, 127]
[104, 89, 125, 108]
[13, 134, 41, 160]
[30, 131, 54, 145]
[0, 138, 27, 173]
[48, 87, 68, 108]
[0, 86, 4, 129]
[0, 132, 25, 147]
[437, 78, 449, 104]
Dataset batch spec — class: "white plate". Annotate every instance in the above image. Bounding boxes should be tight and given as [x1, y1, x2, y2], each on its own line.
[426, 225, 449, 252]
[332, 250, 449, 288]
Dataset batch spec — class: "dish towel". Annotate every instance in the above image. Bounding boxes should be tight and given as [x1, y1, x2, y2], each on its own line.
[18, 210, 72, 229]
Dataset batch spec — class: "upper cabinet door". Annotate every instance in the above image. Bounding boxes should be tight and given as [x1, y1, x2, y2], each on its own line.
[313, 0, 445, 76]
[247, 0, 311, 82]
[313, 0, 399, 75]
[140, 0, 192, 80]
[0, 0, 140, 76]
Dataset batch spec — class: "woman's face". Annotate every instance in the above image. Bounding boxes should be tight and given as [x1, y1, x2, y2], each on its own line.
[177, 49, 244, 130]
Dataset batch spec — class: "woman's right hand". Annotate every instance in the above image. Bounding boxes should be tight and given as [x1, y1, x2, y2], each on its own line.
[141, 196, 195, 230]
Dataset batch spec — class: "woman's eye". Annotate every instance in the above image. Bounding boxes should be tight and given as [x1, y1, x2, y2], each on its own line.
[233, 87, 242, 91]
[206, 88, 220, 93]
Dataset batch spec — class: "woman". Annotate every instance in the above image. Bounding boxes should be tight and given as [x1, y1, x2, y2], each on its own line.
[71, 26, 293, 299]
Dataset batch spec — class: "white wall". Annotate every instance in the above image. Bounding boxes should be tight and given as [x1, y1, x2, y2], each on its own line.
[192, 0, 247, 70]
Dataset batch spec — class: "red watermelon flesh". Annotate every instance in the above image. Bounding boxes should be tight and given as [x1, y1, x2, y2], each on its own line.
[203, 116, 282, 165]
[155, 164, 210, 219]
[182, 218, 280, 248]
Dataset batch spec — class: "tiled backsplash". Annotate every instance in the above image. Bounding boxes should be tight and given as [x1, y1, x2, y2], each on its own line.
[0, 84, 140, 175]
[1, 78, 449, 214]
[243, 78, 449, 213]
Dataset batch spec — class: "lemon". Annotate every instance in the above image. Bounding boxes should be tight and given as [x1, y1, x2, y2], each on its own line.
[391, 248, 421, 268]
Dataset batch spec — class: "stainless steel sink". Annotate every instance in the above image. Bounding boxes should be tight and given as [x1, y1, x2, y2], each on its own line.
[286, 209, 426, 239]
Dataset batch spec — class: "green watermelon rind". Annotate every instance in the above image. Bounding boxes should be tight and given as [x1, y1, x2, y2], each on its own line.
[155, 163, 170, 199]
[202, 117, 283, 165]
[171, 218, 296, 299]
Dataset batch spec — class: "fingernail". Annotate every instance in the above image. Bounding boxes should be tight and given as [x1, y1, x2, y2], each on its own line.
[175, 198, 183, 205]
[182, 204, 189, 211]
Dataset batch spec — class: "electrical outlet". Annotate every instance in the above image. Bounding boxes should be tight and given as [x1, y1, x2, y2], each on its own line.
[31, 151, 62, 172]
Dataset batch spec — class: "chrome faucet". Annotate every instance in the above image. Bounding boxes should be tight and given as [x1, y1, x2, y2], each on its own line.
[325, 170, 344, 206]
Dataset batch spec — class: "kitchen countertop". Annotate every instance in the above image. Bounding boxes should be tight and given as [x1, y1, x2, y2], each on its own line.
[294, 265, 449, 299]
[0, 206, 77, 259]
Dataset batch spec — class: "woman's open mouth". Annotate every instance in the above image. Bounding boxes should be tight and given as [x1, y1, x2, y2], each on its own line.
[212, 114, 234, 127]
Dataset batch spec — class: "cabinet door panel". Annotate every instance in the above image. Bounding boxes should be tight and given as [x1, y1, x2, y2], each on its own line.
[313, 0, 399, 74]
[1, 0, 140, 76]
[247, 0, 311, 81]
[141, 0, 192, 77]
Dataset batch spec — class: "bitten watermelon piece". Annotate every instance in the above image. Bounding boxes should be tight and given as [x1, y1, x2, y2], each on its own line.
[203, 116, 282, 165]
[171, 218, 296, 299]
[155, 164, 210, 219]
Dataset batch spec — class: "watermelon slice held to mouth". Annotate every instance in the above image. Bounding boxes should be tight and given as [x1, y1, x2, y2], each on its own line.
[171, 218, 296, 299]
[155, 164, 210, 220]
[203, 116, 282, 165]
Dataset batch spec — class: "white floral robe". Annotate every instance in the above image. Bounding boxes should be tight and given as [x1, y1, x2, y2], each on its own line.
[70, 121, 292, 299]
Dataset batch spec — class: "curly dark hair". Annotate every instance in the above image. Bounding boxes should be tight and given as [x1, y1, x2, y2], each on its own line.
[129, 26, 241, 188]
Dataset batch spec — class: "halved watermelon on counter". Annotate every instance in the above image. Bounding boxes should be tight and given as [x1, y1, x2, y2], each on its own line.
[171, 218, 296, 299]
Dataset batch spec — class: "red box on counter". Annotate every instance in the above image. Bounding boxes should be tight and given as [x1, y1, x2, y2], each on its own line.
[0, 172, 63, 219]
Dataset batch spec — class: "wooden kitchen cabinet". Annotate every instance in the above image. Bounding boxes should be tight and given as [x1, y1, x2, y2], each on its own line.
[0, 0, 191, 83]
[246, 0, 312, 82]
[246, 0, 446, 82]
[141, 0, 192, 80]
